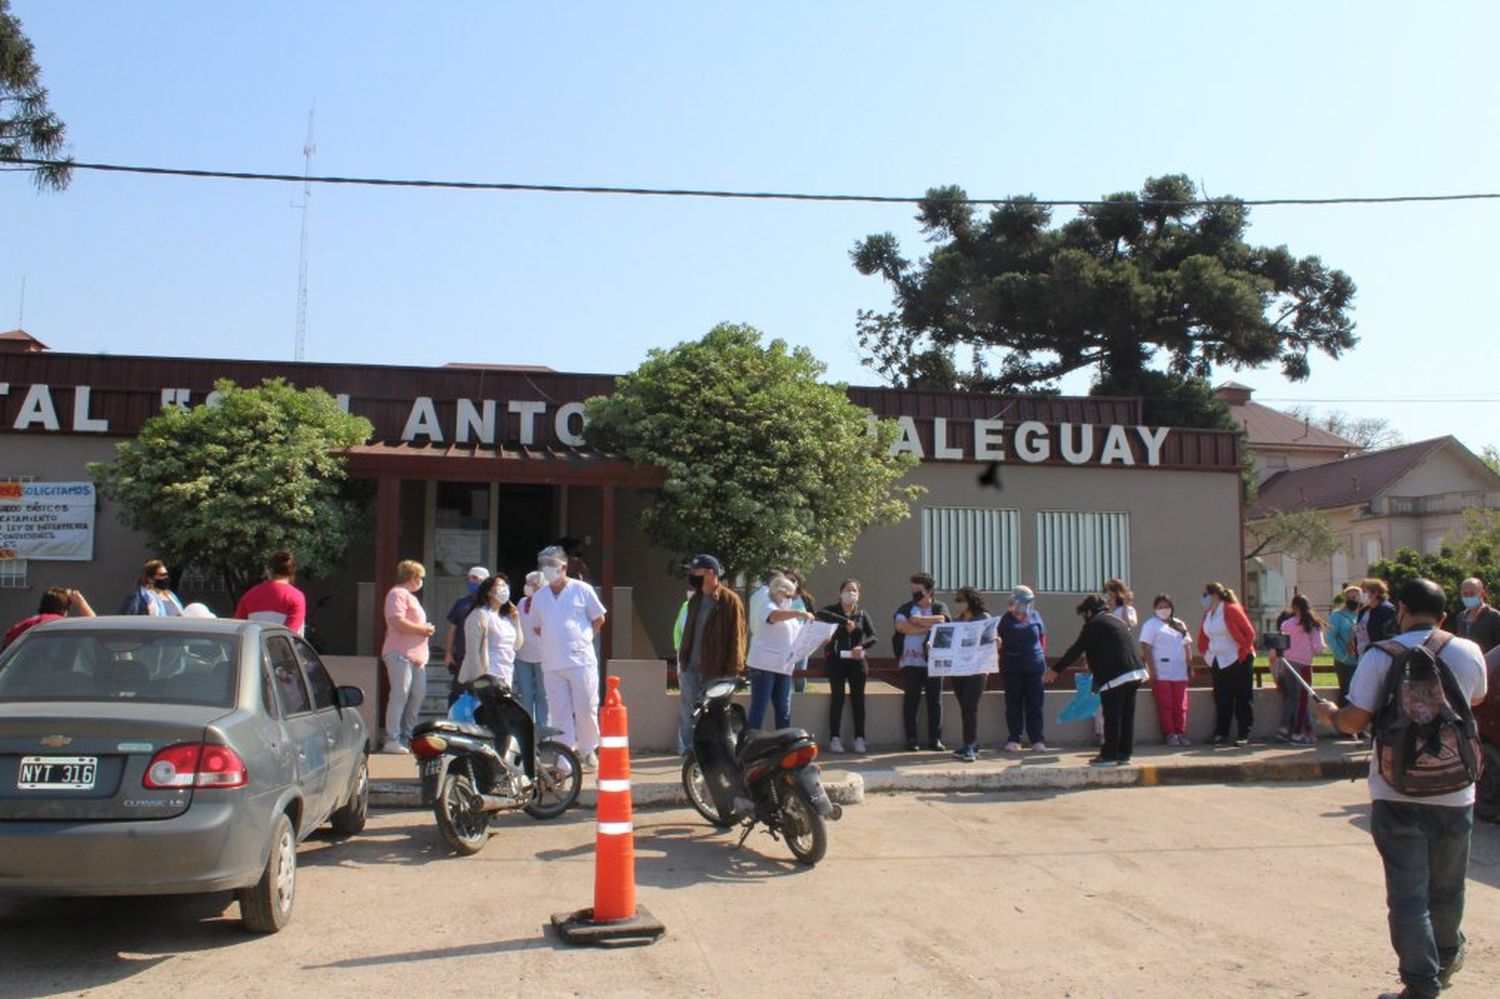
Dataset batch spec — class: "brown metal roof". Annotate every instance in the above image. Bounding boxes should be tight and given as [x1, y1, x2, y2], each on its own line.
[1250, 437, 1453, 516]
[344, 441, 665, 486]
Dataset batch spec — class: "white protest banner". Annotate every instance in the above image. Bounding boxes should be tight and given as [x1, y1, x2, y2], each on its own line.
[926, 618, 999, 677]
[785, 620, 837, 669]
[0, 482, 96, 561]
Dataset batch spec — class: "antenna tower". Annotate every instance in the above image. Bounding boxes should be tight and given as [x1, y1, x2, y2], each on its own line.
[294, 107, 316, 362]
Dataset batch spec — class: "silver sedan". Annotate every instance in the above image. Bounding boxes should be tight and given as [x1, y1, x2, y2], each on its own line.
[0, 617, 369, 932]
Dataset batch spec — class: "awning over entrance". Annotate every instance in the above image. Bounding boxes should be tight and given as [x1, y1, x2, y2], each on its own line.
[344, 442, 665, 487]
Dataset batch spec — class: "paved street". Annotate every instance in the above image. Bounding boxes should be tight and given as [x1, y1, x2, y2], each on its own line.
[2, 783, 1497, 998]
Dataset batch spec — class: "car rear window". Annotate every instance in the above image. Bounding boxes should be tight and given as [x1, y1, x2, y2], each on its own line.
[0, 631, 238, 706]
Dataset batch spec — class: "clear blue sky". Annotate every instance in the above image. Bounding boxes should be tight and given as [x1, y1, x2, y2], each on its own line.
[5, 1, 1497, 455]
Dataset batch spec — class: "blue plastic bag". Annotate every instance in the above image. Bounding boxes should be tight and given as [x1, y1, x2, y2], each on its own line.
[1057, 673, 1101, 723]
[448, 692, 478, 724]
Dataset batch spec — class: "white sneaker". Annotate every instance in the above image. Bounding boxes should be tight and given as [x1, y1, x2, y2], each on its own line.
[829, 736, 845, 754]
[1031, 741, 1048, 752]
[581, 751, 599, 772]
[853, 737, 867, 753]
[380, 741, 410, 755]
[1003, 740, 1023, 752]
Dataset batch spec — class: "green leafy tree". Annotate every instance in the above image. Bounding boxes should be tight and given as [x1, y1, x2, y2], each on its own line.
[1481, 445, 1500, 478]
[89, 379, 373, 595]
[851, 175, 1356, 416]
[1, 0, 70, 190]
[584, 323, 922, 579]
[1370, 547, 1500, 622]
[1245, 508, 1344, 563]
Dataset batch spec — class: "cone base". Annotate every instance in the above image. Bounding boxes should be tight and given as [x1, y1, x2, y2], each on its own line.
[551, 905, 666, 946]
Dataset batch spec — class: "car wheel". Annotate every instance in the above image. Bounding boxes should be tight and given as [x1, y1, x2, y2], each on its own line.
[238, 812, 297, 933]
[330, 757, 369, 836]
[1477, 741, 1500, 824]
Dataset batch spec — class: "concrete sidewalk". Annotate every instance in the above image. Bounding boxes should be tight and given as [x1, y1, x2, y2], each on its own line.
[368, 737, 1371, 809]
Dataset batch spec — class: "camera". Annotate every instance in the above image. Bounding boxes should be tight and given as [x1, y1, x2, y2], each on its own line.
[1259, 631, 1290, 653]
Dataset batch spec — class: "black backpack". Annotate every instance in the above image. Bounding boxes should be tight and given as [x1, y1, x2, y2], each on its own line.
[1371, 631, 1484, 797]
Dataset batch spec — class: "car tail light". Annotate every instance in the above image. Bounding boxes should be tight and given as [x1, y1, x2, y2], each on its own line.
[410, 734, 448, 759]
[144, 743, 249, 790]
[779, 744, 818, 769]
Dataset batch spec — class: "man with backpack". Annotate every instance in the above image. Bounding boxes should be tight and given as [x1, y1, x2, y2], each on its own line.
[1314, 578, 1488, 999]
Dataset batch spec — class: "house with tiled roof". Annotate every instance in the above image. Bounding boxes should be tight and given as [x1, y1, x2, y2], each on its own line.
[1215, 381, 1356, 482]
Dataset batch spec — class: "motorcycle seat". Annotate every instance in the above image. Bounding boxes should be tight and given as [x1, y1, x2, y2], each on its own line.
[413, 718, 494, 740]
[738, 727, 812, 763]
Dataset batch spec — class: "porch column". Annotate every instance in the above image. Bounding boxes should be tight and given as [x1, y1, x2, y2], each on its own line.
[373, 475, 400, 732]
[600, 483, 616, 666]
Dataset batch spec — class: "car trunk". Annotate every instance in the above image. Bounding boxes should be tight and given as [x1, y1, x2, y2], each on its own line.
[0, 702, 230, 821]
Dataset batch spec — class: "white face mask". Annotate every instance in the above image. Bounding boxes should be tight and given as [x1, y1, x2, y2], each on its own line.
[495, 585, 510, 605]
[541, 565, 562, 585]
[1155, 607, 1172, 620]
[772, 593, 790, 607]
[523, 583, 536, 597]
[841, 591, 857, 607]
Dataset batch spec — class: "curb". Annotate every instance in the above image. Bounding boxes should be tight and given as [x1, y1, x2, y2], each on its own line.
[857, 757, 1366, 794]
[370, 771, 868, 811]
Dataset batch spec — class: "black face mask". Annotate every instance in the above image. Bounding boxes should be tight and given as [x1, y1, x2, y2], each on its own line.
[1344, 599, 1358, 611]
[687, 574, 705, 592]
[153, 577, 171, 590]
[912, 589, 927, 604]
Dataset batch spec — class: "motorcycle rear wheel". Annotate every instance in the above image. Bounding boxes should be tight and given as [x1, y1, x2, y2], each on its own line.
[681, 756, 733, 828]
[525, 740, 583, 819]
[435, 773, 489, 855]
[780, 782, 827, 866]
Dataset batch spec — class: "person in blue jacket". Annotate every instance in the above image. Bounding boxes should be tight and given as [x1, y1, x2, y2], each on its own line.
[997, 585, 1049, 752]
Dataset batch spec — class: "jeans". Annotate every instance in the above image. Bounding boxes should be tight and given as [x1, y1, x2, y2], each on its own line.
[747, 668, 792, 730]
[1276, 663, 1314, 736]
[513, 658, 549, 731]
[677, 665, 706, 755]
[1002, 667, 1045, 744]
[1099, 679, 1139, 761]
[1370, 800, 1473, 998]
[382, 652, 427, 746]
[1152, 679, 1188, 736]
[1335, 660, 1358, 708]
[1210, 654, 1255, 739]
[901, 666, 943, 744]
[825, 657, 868, 740]
[952, 674, 985, 748]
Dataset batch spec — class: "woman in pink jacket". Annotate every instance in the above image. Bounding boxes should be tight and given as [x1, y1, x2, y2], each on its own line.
[1197, 581, 1258, 746]
[1276, 594, 1326, 745]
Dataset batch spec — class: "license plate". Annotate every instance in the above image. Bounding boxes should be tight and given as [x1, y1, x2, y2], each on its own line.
[420, 758, 443, 779]
[18, 755, 99, 790]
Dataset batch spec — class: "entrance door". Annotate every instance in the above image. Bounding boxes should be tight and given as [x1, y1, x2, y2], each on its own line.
[495, 484, 554, 587]
[428, 482, 496, 651]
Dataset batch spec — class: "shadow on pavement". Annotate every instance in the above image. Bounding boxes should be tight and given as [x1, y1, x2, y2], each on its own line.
[304, 932, 565, 969]
[0, 892, 252, 992]
[632, 821, 813, 886]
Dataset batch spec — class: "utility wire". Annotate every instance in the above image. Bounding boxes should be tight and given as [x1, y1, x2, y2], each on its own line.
[9, 157, 1500, 208]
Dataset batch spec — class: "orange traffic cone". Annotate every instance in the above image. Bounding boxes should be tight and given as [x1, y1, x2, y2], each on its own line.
[553, 675, 665, 946]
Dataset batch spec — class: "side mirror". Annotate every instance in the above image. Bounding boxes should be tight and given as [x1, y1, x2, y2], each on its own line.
[336, 685, 365, 709]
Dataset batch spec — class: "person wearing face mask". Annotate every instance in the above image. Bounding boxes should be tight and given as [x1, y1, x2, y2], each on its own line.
[121, 558, 184, 617]
[676, 554, 747, 754]
[1354, 578, 1398, 657]
[893, 572, 951, 752]
[1277, 594, 1326, 746]
[513, 570, 550, 730]
[1045, 594, 1148, 766]
[1452, 578, 1500, 654]
[1139, 594, 1194, 746]
[950, 587, 994, 763]
[818, 579, 877, 753]
[442, 566, 490, 706]
[1196, 580, 1257, 746]
[381, 559, 436, 753]
[461, 573, 523, 687]
[997, 585, 1048, 753]
[234, 551, 307, 635]
[1327, 585, 1362, 717]
[785, 569, 816, 695]
[746, 575, 814, 730]
[530, 545, 608, 770]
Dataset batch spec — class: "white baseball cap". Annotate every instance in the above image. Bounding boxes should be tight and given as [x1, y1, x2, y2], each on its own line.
[466, 566, 491, 582]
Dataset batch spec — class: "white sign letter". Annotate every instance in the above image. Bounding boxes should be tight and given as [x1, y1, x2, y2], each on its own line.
[1099, 425, 1135, 466]
[973, 419, 1006, 461]
[402, 397, 444, 443]
[1059, 423, 1093, 465]
[555, 402, 588, 447]
[890, 416, 924, 458]
[160, 388, 191, 410]
[1136, 426, 1170, 467]
[12, 384, 59, 431]
[72, 386, 110, 433]
[1015, 421, 1051, 463]
[455, 399, 496, 445]
[933, 418, 964, 460]
[509, 400, 547, 446]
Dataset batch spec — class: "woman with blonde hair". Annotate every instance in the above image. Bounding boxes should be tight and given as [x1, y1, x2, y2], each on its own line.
[381, 560, 436, 753]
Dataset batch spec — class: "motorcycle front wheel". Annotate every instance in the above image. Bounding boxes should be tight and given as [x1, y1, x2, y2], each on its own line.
[779, 782, 828, 866]
[525, 740, 583, 819]
[435, 773, 489, 855]
[681, 756, 733, 828]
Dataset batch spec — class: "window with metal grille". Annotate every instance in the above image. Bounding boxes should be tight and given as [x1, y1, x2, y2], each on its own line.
[920, 506, 1020, 592]
[0, 476, 34, 588]
[1036, 511, 1130, 594]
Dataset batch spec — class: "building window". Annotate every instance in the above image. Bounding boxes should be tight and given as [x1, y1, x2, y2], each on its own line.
[0, 475, 34, 588]
[1362, 535, 1383, 569]
[1036, 511, 1130, 594]
[920, 506, 1020, 592]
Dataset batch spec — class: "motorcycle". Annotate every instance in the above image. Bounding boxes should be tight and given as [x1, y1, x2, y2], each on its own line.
[411, 674, 582, 854]
[680, 676, 841, 865]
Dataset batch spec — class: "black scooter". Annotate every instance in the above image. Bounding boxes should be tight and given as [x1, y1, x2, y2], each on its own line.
[411, 674, 582, 855]
[681, 677, 841, 865]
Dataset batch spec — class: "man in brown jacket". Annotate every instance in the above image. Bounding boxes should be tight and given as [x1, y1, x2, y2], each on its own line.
[676, 554, 746, 754]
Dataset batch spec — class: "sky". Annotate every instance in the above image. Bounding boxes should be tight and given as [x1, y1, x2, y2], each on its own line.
[4, 1, 1498, 455]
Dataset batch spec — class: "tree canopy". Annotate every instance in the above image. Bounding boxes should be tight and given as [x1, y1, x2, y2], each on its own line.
[852, 174, 1356, 413]
[1, 0, 70, 190]
[1245, 508, 1343, 564]
[1370, 510, 1500, 618]
[583, 322, 921, 579]
[89, 379, 373, 595]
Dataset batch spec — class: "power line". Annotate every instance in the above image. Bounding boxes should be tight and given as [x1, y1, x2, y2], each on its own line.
[1258, 397, 1500, 404]
[9, 157, 1500, 208]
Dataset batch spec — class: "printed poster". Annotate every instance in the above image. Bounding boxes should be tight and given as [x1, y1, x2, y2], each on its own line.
[0, 482, 95, 561]
[926, 618, 999, 677]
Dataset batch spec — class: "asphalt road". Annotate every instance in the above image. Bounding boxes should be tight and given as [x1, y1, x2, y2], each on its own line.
[2, 783, 1497, 998]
